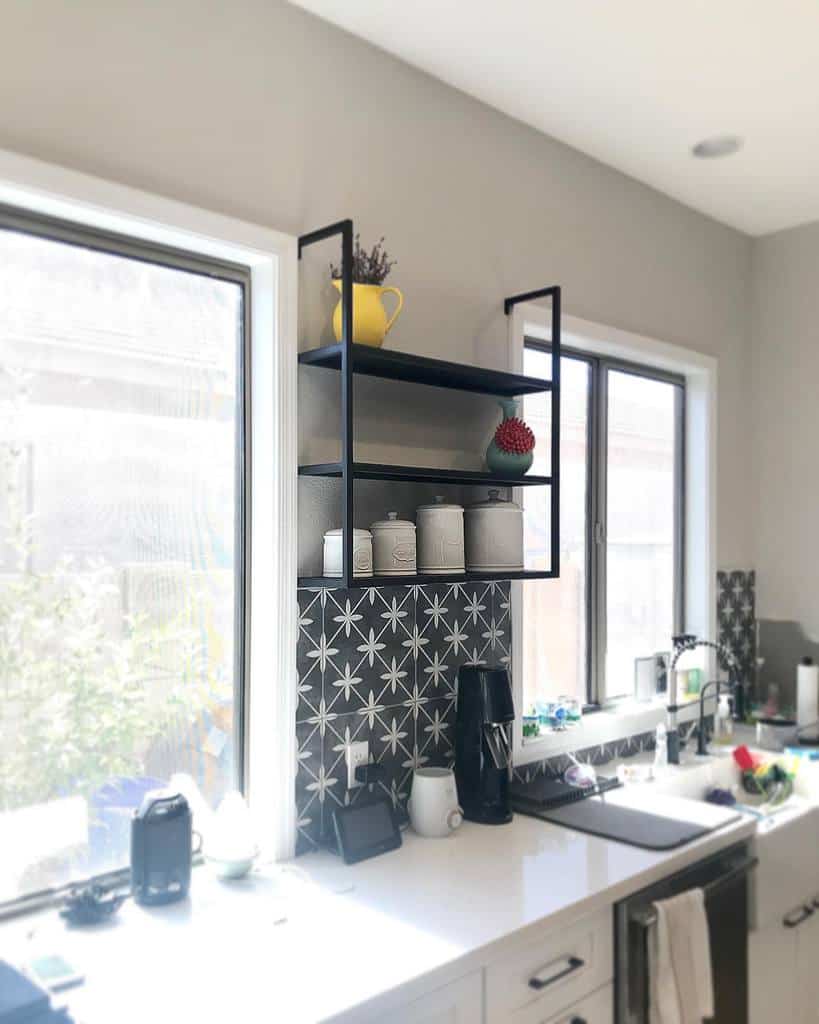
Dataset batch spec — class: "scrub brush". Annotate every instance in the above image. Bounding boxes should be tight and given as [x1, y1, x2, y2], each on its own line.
[733, 744, 756, 772]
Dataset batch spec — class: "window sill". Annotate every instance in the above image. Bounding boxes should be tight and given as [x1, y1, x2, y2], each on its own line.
[0, 866, 130, 924]
[517, 696, 709, 766]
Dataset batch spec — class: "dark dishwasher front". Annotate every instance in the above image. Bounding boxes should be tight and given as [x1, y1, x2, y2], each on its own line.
[614, 842, 756, 1023]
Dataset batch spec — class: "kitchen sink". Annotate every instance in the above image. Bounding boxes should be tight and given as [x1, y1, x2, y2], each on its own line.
[612, 742, 819, 929]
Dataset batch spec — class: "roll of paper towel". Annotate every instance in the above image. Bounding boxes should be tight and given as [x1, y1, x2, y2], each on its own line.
[797, 657, 819, 728]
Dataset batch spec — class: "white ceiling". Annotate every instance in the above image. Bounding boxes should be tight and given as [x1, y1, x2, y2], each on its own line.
[290, 0, 819, 237]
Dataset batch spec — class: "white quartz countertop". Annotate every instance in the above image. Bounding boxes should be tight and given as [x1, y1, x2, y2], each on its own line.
[0, 792, 755, 1024]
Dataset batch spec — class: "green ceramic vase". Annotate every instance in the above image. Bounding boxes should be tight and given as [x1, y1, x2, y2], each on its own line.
[485, 398, 534, 476]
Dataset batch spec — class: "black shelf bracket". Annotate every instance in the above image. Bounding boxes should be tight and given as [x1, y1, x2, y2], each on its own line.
[299, 219, 356, 587]
[504, 286, 561, 579]
[298, 220, 353, 259]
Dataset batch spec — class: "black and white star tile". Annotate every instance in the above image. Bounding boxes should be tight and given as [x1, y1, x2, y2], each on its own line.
[716, 569, 756, 683]
[511, 729, 657, 785]
[295, 570, 748, 851]
[295, 581, 511, 853]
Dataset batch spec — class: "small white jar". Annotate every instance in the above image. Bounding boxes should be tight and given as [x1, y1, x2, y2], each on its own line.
[465, 489, 523, 572]
[370, 511, 417, 576]
[416, 496, 465, 574]
[323, 528, 372, 578]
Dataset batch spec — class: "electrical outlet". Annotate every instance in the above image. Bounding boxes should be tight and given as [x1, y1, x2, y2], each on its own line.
[346, 740, 369, 789]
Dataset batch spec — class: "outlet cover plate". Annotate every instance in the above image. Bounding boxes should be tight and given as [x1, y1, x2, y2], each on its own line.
[346, 740, 369, 789]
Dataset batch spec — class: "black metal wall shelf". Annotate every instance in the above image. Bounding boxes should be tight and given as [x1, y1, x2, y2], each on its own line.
[297, 218, 561, 590]
[299, 569, 556, 590]
[298, 341, 553, 397]
[298, 462, 552, 488]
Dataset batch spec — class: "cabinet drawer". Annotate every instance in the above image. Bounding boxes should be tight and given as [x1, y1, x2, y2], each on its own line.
[508, 983, 614, 1024]
[485, 907, 613, 1023]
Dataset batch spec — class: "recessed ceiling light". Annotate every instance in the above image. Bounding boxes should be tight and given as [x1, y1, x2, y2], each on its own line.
[691, 135, 744, 159]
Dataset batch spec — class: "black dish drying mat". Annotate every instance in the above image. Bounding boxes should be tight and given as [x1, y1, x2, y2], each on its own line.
[510, 773, 741, 849]
[515, 794, 740, 850]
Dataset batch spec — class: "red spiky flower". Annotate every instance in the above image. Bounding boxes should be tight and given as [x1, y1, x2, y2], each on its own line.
[494, 416, 535, 455]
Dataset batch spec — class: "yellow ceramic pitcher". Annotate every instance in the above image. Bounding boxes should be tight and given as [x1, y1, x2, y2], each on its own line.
[332, 280, 404, 348]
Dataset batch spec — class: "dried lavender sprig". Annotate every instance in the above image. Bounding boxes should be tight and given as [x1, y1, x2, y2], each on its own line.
[330, 233, 397, 285]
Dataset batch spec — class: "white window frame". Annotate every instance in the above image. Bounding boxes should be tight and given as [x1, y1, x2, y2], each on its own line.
[507, 302, 718, 766]
[0, 149, 299, 860]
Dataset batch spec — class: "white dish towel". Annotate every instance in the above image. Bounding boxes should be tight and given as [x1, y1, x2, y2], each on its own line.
[649, 888, 714, 1024]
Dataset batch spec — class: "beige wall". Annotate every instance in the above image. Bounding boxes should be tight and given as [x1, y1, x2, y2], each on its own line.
[0, 0, 753, 573]
[751, 222, 819, 632]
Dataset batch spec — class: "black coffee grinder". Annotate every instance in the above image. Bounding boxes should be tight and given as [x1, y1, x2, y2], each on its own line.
[131, 790, 196, 906]
[454, 665, 514, 824]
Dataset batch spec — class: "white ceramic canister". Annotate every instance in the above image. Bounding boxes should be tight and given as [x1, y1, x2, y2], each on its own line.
[322, 528, 372, 578]
[416, 496, 465, 574]
[408, 767, 463, 838]
[464, 489, 523, 572]
[370, 511, 417, 576]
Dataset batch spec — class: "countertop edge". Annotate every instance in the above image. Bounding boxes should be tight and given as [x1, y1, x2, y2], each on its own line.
[319, 814, 757, 1023]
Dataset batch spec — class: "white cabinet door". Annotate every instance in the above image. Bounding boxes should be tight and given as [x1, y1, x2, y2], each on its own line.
[382, 972, 483, 1024]
[752, 903, 819, 1024]
[796, 909, 819, 1024]
[750, 922, 797, 1024]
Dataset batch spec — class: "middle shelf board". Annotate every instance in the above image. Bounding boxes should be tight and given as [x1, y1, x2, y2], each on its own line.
[298, 462, 552, 487]
[298, 342, 553, 397]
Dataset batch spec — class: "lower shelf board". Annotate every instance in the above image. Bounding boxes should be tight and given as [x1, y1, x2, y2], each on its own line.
[297, 570, 557, 589]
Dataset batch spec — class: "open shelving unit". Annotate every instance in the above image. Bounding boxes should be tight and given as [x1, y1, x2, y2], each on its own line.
[297, 219, 561, 589]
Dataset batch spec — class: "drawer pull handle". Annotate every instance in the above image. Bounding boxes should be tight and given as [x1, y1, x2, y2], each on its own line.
[784, 904, 814, 928]
[570, 1018, 587, 1024]
[527, 955, 585, 991]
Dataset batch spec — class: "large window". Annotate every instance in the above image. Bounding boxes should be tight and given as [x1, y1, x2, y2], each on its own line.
[0, 209, 248, 904]
[522, 342, 684, 712]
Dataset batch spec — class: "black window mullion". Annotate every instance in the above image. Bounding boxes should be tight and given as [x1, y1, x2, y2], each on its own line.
[673, 384, 686, 635]
[591, 361, 609, 706]
[582, 356, 598, 709]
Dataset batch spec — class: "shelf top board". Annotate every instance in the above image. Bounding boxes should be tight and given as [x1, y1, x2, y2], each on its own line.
[298, 342, 552, 397]
[298, 462, 552, 487]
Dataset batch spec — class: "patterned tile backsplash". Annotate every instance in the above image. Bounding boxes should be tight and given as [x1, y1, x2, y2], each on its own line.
[716, 569, 756, 684]
[294, 569, 754, 854]
[512, 721, 694, 785]
[295, 581, 511, 853]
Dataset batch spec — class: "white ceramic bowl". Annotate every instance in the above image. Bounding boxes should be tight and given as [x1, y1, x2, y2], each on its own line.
[204, 846, 259, 880]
